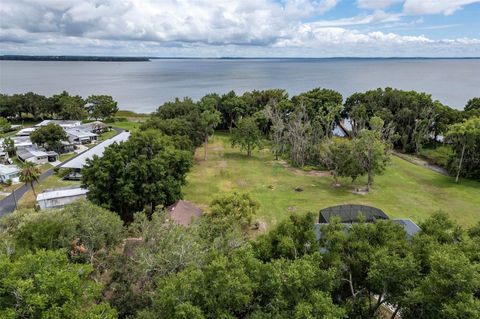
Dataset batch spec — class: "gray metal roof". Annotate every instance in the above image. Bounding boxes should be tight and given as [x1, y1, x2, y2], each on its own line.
[36, 187, 88, 201]
[393, 219, 421, 239]
[61, 131, 130, 169]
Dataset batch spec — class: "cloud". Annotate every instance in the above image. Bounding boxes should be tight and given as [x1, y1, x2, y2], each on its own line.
[0, 0, 479, 57]
[403, 0, 480, 15]
[357, 0, 402, 10]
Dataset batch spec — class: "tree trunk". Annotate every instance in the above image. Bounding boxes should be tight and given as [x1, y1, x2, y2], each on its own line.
[204, 135, 208, 161]
[30, 182, 36, 197]
[455, 141, 466, 183]
[247, 145, 252, 157]
[390, 306, 400, 319]
[367, 170, 372, 192]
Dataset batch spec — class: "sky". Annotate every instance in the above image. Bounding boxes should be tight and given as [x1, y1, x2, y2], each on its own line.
[1, 0, 480, 57]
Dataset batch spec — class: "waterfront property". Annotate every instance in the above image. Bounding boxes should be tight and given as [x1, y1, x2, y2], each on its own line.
[0, 164, 20, 183]
[36, 186, 88, 210]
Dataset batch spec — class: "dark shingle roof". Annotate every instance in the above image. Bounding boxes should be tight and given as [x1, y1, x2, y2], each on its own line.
[319, 204, 389, 223]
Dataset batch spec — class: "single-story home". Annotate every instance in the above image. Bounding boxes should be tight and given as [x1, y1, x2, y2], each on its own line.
[167, 200, 203, 226]
[66, 128, 98, 145]
[35, 120, 82, 129]
[0, 164, 20, 183]
[77, 121, 109, 134]
[16, 127, 37, 136]
[12, 136, 33, 148]
[315, 204, 421, 241]
[17, 147, 58, 164]
[61, 131, 130, 170]
[36, 187, 89, 210]
[0, 150, 10, 164]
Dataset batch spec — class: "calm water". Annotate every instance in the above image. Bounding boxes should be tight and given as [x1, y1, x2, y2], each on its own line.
[1, 58, 479, 112]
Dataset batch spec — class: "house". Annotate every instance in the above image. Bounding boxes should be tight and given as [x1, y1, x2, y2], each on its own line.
[12, 136, 33, 148]
[36, 187, 89, 210]
[167, 200, 203, 226]
[0, 164, 20, 183]
[0, 151, 11, 164]
[315, 204, 421, 241]
[16, 127, 36, 136]
[35, 120, 82, 129]
[61, 131, 130, 170]
[77, 121, 109, 134]
[17, 147, 58, 164]
[66, 128, 98, 145]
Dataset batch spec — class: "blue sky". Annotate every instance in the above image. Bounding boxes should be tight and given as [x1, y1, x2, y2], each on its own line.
[1, 0, 479, 57]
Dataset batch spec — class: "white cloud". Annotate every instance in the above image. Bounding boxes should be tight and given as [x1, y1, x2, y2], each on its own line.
[357, 0, 402, 10]
[403, 0, 480, 15]
[0, 0, 479, 57]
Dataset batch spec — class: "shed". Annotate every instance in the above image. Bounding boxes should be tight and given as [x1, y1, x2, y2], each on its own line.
[36, 187, 89, 210]
[167, 200, 203, 226]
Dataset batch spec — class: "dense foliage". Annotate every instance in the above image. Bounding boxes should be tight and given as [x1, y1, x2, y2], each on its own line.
[0, 91, 119, 120]
[1, 199, 478, 319]
[30, 123, 68, 152]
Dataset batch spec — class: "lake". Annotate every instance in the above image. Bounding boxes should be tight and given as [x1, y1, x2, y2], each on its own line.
[1, 58, 479, 112]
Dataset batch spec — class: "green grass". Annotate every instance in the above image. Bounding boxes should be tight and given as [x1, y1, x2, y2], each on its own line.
[98, 129, 117, 141]
[115, 109, 150, 119]
[111, 121, 142, 131]
[59, 153, 76, 162]
[184, 133, 480, 229]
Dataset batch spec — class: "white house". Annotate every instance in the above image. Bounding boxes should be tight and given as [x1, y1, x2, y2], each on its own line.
[11, 136, 33, 148]
[35, 120, 82, 129]
[65, 128, 98, 145]
[16, 127, 37, 136]
[17, 147, 58, 164]
[36, 187, 89, 210]
[0, 164, 20, 183]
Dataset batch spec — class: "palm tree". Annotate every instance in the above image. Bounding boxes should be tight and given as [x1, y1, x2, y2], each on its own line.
[20, 161, 41, 197]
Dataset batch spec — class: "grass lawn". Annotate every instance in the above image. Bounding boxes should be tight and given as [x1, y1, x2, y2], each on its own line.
[111, 121, 142, 131]
[18, 175, 81, 209]
[184, 133, 480, 229]
[59, 153, 76, 162]
[98, 129, 117, 141]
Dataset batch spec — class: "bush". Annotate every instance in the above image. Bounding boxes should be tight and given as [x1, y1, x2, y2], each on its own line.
[419, 145, 454, 168]
[4, 179, 12, 186]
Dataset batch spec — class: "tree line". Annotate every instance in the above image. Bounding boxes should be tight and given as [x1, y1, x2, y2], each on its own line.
[0, 91, 119, 120]
[1, 197, 479, 318]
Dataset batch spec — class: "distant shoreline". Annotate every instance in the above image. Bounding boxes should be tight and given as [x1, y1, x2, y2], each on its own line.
[1, 55, 479, 62]
[0, 55, 150, 62]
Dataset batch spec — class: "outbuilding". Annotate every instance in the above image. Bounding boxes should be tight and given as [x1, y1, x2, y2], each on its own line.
[36, 187, 89, 210]
[17, 147, 58, 164]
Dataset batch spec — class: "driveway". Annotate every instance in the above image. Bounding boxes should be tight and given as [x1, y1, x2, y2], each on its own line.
[0, 127, 125, 217]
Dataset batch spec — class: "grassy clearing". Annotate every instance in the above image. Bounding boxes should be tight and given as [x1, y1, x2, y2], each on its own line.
[18, 175, 81, 209]
[111, 121, 142, 131]
[184, 133, 480, 229]
[98, 129, 117, 141]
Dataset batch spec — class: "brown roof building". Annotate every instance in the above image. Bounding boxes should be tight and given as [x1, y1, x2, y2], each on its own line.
[167, 200, 203, 226]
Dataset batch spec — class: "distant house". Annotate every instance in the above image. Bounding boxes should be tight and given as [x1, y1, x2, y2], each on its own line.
[77, 121, 109, 134]
[17, 147, 58, 164]
[167, 200, 203, 226]
[36, 187, 89, 210]
[0, 164, 20, 183]
[315, 204, 421, 241]
[12, 136, 33, 148]
[65, 128, 98, 145]
[16, 127, 36, 136]
[35, 120, 82, 129]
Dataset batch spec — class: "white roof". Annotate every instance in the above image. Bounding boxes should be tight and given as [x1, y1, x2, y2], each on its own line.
[36, 187, 89, 201]
[61, 131, 130, 169]
[35, 120, 82, 127]
[66, 128, 98, 138]
[16, 127, 37, 136]
[0, 164, 20, 175]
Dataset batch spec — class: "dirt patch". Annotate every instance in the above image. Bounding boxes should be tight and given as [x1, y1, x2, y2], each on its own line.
[267, 160, 331, 177]
[351, 187, 369, 195]
[236, 179, 248, 187]
[287, 206, 297, 212]
[218, 160, 228, 169]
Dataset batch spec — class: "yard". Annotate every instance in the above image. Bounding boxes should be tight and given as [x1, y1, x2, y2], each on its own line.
[184, 133, 480, 229]
[17, 175, 81, 209]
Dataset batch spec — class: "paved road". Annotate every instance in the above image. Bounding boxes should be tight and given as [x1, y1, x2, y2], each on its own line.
[0, 127, 124, 217]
